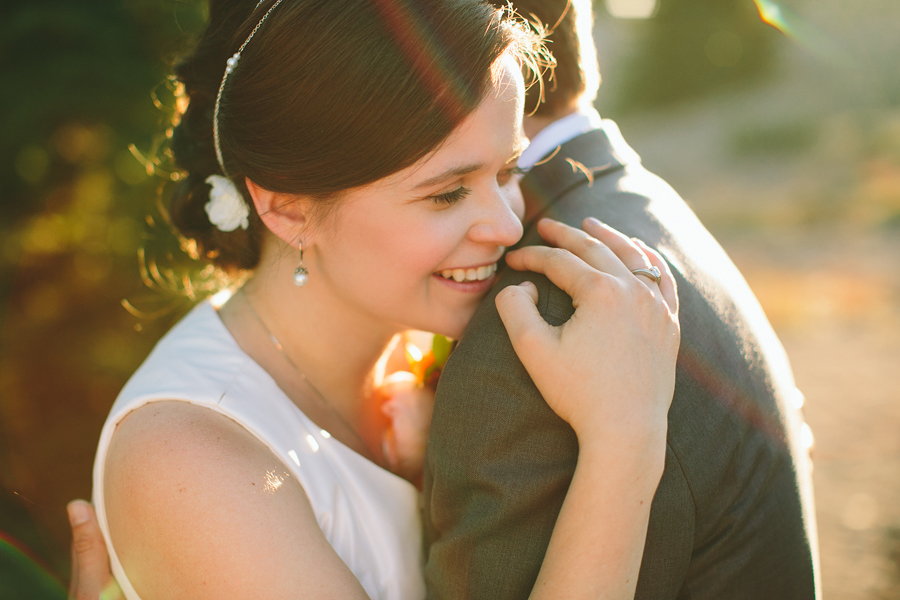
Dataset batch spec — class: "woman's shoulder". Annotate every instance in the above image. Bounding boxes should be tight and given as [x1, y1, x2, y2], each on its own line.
[103, 400, 291, 508]
[100, 300, 323, 479]
[99, 390, 293, 554]
[101, 400, 370, 599]
[114, 300, 251, 410]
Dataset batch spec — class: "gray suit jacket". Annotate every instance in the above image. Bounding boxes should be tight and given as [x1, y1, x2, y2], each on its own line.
[422, 122, 819, 599]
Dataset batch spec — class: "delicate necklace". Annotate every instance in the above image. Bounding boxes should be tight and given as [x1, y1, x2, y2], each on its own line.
[237, 291, 378, 464]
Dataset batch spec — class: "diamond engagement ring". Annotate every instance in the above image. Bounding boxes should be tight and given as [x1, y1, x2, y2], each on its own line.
[630, 266, 662, 284]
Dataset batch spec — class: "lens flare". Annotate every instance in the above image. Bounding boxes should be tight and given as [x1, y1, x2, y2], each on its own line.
[369, 0, 472, 121]
[0, 532, 67, 597]
[754, 0, 791, 36]
[753, 0, 855, 68]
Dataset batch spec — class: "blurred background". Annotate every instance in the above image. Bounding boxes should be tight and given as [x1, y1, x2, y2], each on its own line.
[0, 0, 897, 597]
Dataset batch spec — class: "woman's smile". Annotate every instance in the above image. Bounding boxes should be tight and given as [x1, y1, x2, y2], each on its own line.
[433, 261, 499, 292]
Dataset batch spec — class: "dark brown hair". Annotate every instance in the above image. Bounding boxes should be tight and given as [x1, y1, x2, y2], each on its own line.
[169, 0, 538, 271]
[490, 0, 598, 117]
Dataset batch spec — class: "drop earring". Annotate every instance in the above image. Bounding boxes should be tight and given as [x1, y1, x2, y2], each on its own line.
[293, 240, 309, 287]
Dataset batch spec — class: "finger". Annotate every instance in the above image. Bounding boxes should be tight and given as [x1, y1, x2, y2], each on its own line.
[578, 218, 664, 298]
[529, 218, 633, 278]
[580, 217, 654, 273]
[504, 245, 612, 305]
[495, 281, 554, 365]
[634, 239, 678, 315]
[68, 500, 111, 600]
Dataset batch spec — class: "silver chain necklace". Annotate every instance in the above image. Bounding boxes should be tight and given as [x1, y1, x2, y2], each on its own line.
[237, 291, 378, 464]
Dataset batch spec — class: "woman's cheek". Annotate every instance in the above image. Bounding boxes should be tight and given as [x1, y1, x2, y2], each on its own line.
[415, 220, 468, 269]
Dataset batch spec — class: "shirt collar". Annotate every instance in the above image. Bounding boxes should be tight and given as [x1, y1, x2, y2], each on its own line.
[517, 106, 604, 171]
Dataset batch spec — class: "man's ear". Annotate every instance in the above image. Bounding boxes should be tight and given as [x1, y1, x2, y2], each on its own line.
[244, 177, 308, 246]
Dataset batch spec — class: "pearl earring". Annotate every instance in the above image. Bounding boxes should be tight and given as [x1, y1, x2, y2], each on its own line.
[293, 240, 309, 287]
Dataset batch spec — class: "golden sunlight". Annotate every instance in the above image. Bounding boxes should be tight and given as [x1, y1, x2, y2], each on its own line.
[605, 0, 657, 20]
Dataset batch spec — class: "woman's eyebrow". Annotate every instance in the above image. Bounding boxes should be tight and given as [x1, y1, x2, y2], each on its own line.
[412, 139, 527, 190]
[413, 163, 484, 190]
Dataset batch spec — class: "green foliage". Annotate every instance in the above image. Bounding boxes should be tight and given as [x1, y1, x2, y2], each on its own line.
[730, 119, 818, 157]
[0, 536, 66, 600]
[605, 0, 778, 113]
[0, 1, 205, 220]
[0, 0, 209, 580]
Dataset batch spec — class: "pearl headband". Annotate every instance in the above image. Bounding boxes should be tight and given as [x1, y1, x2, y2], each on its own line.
[212, 0, 285, 176]
[204, 0, 285, 232]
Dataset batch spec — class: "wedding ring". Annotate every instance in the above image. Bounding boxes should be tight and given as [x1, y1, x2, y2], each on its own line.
[630, 266, 661, 284]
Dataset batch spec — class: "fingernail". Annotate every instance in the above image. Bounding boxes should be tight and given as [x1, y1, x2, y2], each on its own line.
[67, 500, 91, 527]
[584, 217, 605, 228]
[518, 281, 536, 290]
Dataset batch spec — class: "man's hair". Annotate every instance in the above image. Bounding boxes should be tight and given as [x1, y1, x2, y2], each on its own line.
[492, 0, 600, 117]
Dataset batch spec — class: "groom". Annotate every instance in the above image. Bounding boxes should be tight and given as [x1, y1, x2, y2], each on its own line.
[422, 0, 820, 598]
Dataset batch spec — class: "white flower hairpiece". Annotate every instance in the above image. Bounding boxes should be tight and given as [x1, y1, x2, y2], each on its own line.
[205, 175, 250, 232]
[204, 1, 283, 234]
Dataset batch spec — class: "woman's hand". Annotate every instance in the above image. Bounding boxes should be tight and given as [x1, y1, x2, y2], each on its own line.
[379, 371, 435, 486]
[496, 217, 679, 453]
[496, 217, 680, 600]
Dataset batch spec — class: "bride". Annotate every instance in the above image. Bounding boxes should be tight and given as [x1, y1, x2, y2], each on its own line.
[71, 0, 679, 598]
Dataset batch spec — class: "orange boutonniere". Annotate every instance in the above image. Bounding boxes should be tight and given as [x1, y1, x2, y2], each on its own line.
[379, 334, 454, 485]
[404, 334, 454, 389]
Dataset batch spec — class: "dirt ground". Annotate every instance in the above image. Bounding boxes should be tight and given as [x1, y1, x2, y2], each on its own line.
[605, 3, 900, 585]
[724, 229, 900, 599]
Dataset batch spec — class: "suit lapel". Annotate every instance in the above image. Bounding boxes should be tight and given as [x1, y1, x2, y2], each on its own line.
[519, 126, 638, 222]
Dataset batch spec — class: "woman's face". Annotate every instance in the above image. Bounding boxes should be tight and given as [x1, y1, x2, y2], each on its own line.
[306, 55, 527, 339]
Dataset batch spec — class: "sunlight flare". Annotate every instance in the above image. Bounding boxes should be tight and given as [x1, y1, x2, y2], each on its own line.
[753, 0, 855, 68]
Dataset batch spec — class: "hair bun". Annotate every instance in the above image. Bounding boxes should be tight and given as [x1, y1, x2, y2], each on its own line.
[169, 173, 260, 271]
[166, 1, 263, 271]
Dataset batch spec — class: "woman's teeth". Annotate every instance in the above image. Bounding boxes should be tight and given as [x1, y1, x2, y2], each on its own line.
[439, 263, 497, 283]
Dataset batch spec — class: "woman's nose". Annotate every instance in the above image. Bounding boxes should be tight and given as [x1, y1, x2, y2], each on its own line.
[468, 185, 524, 247]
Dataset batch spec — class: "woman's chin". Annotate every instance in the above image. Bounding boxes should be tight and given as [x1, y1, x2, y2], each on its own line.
[426, 323, 465, 341]
[401, 293, 488, 340]
[423, 311, 473, 341]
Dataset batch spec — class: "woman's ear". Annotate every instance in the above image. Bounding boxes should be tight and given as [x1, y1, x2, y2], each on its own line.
[244, 177, 308, 246]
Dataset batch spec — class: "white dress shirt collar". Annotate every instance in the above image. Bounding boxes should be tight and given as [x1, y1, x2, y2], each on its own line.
[517, 106, 604, 171]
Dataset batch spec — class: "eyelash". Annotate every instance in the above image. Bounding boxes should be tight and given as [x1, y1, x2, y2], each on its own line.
[428, 165, 525, 206]
[430, 186, 471, 206]
[498, 165, 527, 185]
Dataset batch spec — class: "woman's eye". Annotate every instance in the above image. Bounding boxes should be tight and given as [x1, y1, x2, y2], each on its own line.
[430, 186, 471, 206]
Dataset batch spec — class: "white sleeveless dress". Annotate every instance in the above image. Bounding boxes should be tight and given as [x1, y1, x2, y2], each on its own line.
[92, 300, 426, 600]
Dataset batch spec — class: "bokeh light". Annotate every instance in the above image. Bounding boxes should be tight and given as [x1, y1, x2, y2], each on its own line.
[605, 0, 658, 20]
